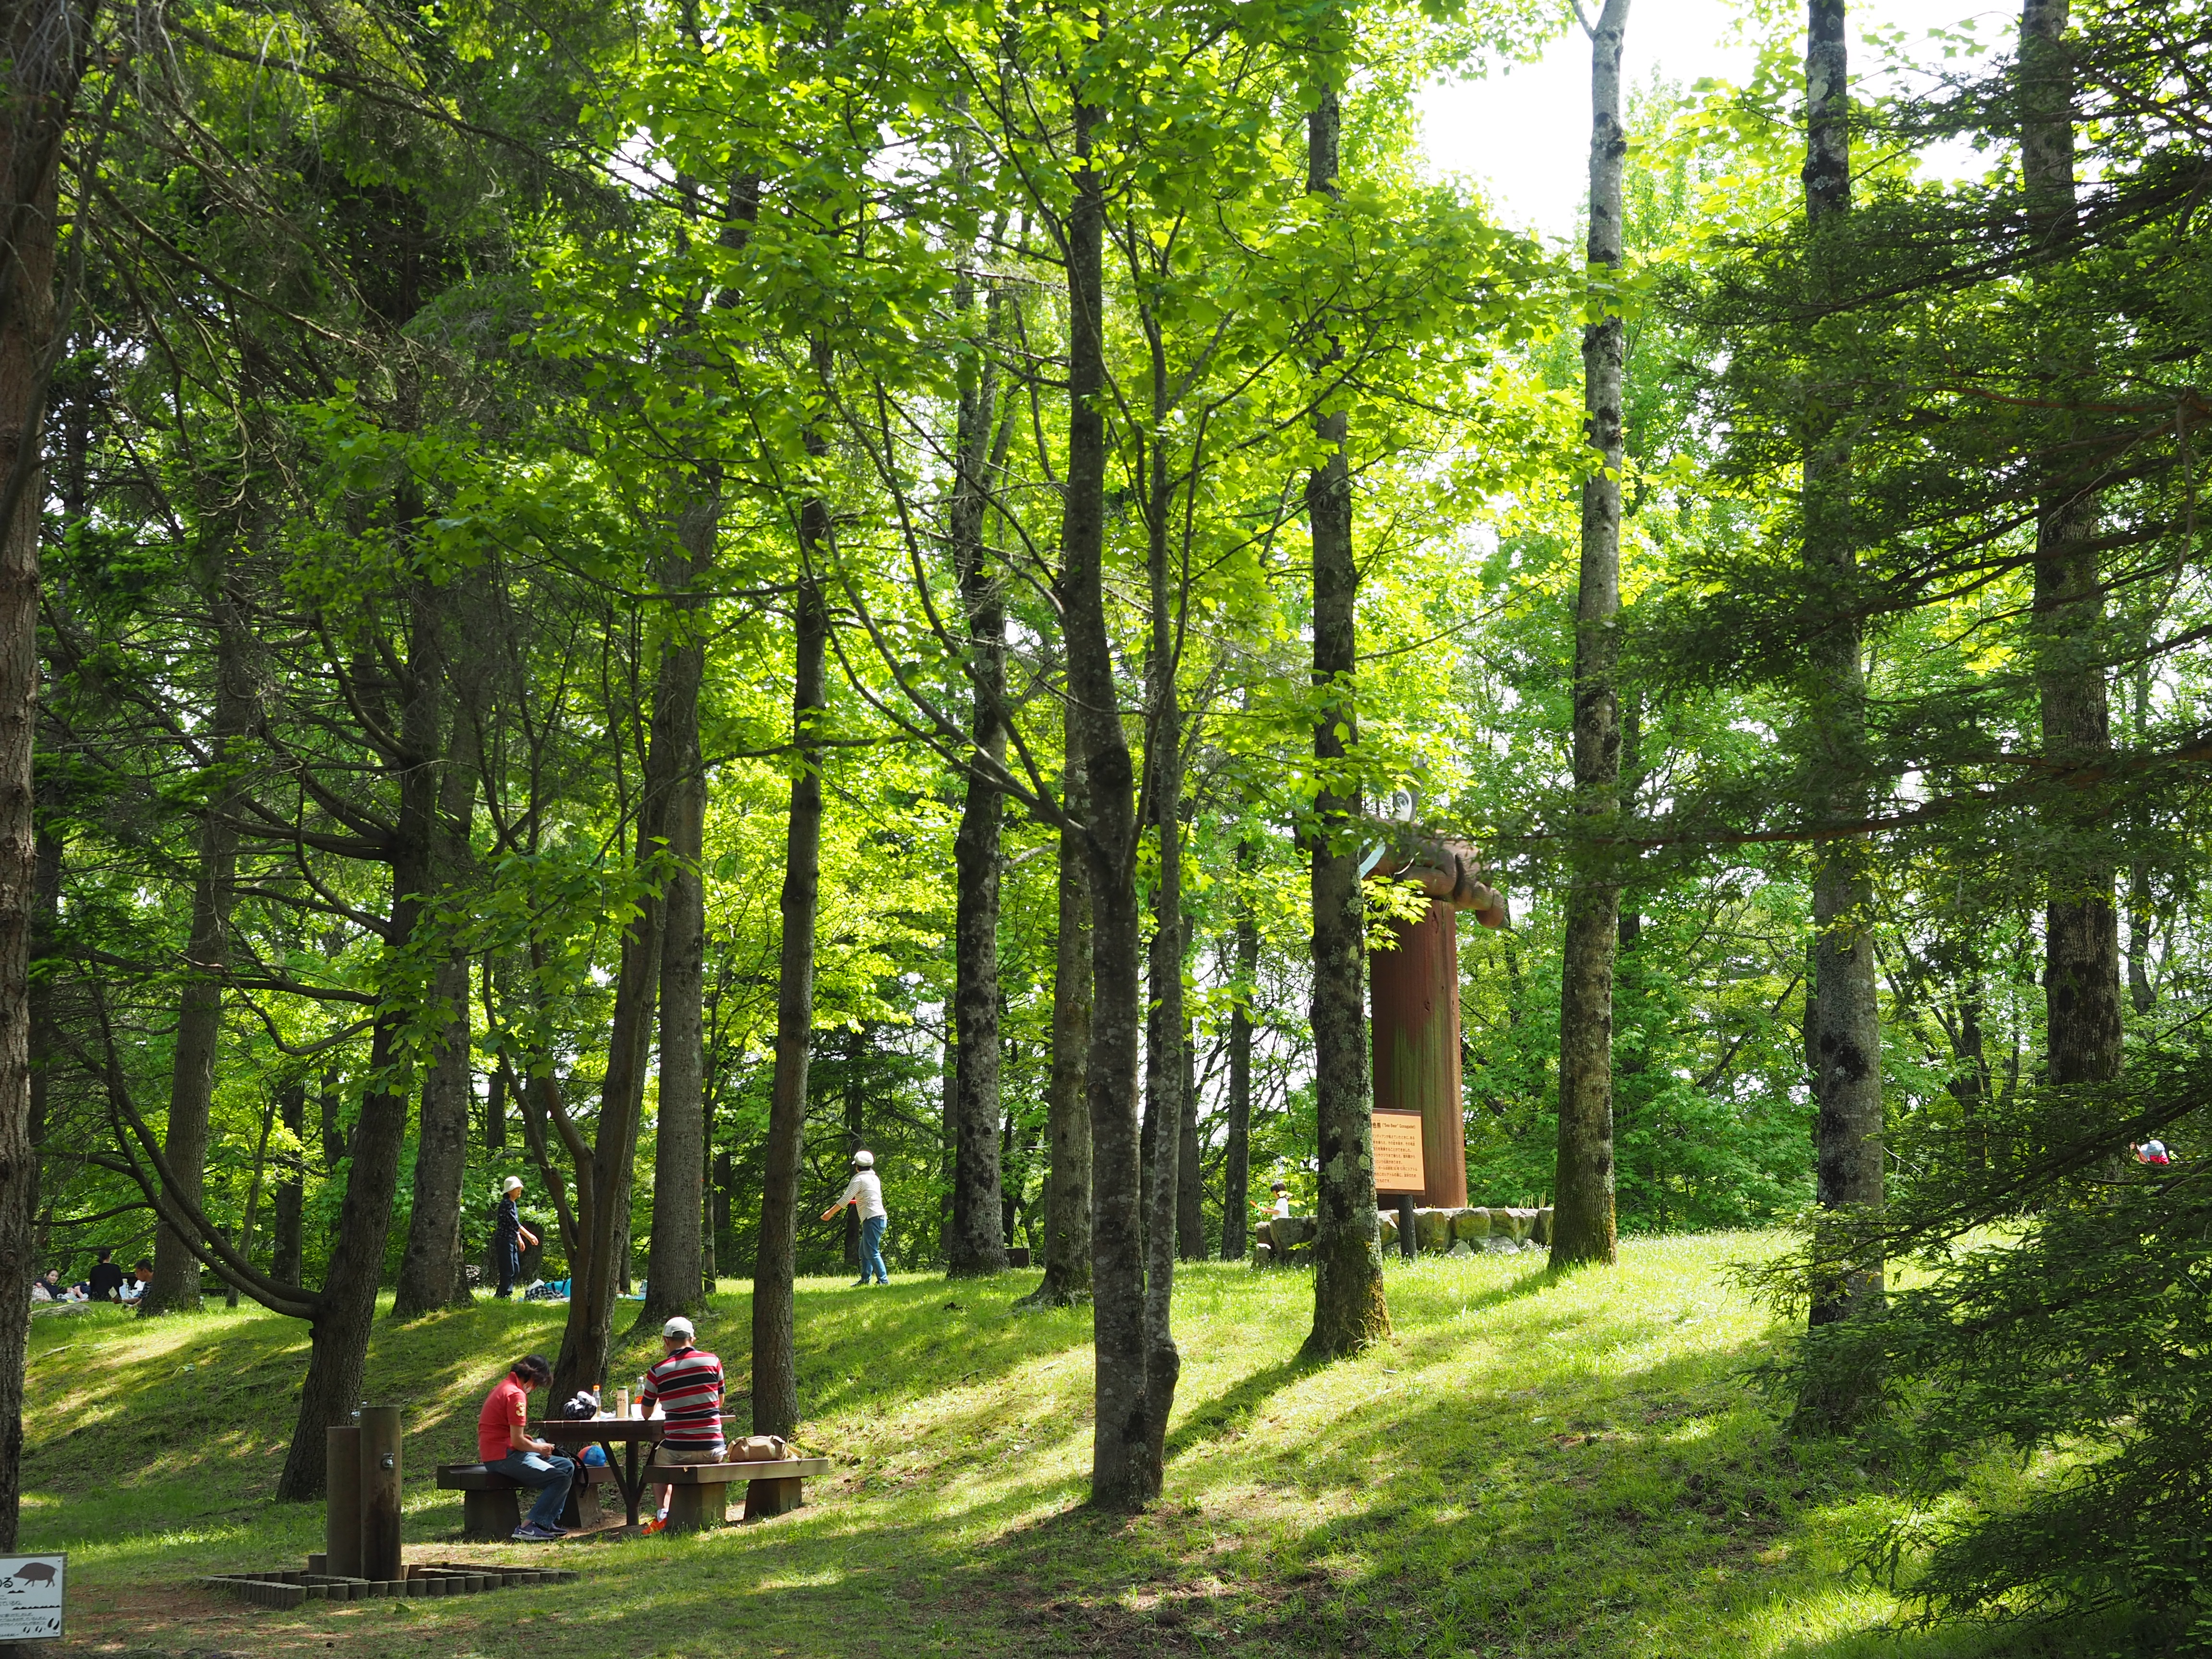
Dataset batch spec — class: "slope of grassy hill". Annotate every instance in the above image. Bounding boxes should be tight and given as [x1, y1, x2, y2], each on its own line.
[23, 1238, 2091, 1658]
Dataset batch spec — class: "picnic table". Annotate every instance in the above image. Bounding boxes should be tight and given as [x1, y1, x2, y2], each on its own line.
[529, 1415, 829, 1534]
[530, 1415, 736, 1531]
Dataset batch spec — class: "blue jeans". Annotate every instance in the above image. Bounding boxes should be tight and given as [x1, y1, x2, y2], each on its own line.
[495, 1238, 520, 1298]
[859, 1214, 888, 1283]
[488, 1451, 574, 1532]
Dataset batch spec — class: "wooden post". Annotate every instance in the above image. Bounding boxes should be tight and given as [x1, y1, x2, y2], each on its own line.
[358, 1407, 403, 1582]
[325, 1426, 362, 1576]
[1369, 899, 1468, 1207]
[1396, 1192, 1417, 1261]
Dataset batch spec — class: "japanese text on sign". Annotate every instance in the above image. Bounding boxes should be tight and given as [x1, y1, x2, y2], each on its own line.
[0, 1554, 64, 1641]
[1372, 1111, 1426, 1195]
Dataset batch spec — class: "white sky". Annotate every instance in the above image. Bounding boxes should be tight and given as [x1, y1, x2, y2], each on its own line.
[1417, 0, 2015, 243]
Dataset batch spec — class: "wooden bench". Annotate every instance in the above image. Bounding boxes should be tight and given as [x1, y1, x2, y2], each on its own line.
[648, 1457, 832, 1533]
[435, 1461, 618, 1539]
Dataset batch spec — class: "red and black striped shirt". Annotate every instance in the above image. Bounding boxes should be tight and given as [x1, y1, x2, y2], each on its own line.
[641, 1346, 724, 1452]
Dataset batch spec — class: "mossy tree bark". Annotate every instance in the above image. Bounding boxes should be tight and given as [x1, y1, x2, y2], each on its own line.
[751, 559, 827, 1440]
[1139, 356, 1183, 1457]
[948, 281, 1010, 1276]
[278, 588, 445, 1499]
[1797, 0, 1885, 1431]
[393, 660, 483, 1318]
[2021, 0, 2122, 1089]
[269, 1080, 306, 1287]
[1302, 76, 1389, 1362]
[1551, 0, 1631, 1272]
[1220, 854, 1258, 1262]
[0, 0, 78, 1535]
[1061, 71, 1156, 1510]
[641, 500, 712, 1327]
[144, 566, 255, 1316]
[1025, 699, 1092, 1307]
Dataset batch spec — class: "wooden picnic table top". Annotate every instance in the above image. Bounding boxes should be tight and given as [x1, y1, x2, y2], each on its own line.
[530, 1415, 739, 1439]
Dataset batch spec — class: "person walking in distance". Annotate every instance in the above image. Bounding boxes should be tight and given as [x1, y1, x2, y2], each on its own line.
[493, 1176, 539, 1299]
[479, 1353, 573, 1541]
[822, 1149, 890, 1286]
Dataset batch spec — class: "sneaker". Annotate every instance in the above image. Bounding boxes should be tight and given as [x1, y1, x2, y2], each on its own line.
[511, 1524, 560, 1542]
[852, 1279, 869, 1288]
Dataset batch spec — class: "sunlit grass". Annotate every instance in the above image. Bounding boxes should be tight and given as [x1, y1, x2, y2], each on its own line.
[22, 1237, 2103, 1657]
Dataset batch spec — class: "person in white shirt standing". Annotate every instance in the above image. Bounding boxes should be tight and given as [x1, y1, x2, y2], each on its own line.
[821, 1149, 890, 1286]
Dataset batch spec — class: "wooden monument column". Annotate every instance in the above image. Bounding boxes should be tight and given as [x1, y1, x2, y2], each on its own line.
[1368, 839, 1506, 1211]
[1370, 900, 1467, 1208]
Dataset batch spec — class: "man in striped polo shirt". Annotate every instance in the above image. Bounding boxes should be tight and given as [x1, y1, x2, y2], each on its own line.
[640, 1316, 725, 1467]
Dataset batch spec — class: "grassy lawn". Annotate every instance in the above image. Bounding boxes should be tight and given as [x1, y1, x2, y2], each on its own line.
[22, 1237, 2077, 1658]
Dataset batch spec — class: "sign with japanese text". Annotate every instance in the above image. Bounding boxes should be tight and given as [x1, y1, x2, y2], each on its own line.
[1372, 1111, 1426, 1195]
[0, 1554, 63, 1640]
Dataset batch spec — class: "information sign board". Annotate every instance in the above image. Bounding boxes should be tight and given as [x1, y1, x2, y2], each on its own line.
[0, 1553, 64, 1641]
[1372, 1110, 1426, 1195]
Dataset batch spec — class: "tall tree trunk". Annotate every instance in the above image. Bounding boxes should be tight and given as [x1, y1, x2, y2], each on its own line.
[270, 1080, 306, 1287]
[25, 821, 57, 1255]
[1220, 853, 1257, 1262]
[948, 312, 1009, 1275]
[0, 0, 84, 1545]
[393, 689, 481, 1317]
[2021, 0, 2121, 1085]
[277, 591, 444, 1500]
[1022, 702, 1092, 1306]
[640, 499, 712, 1327]
[1797, 0, 1885, 1431]
[1551, 0, 1631, 1271]
[145, 576, 255, 1315]
[1302, 76, 1388, 1362]
[227, 1094, 279, 1308]
[843, 1057, 862, 1267]
[1062, 74, 1154, 1512]
[391, 954, 472, 1315]
[751, 554, 828, 1440]
[553, 684, 681, 1395]
[1176, 1023, 1202, 1260]
[1139, 333, 1184, 1459]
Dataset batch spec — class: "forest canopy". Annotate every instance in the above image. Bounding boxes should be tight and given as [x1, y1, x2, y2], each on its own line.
[0, 0, 2205, 1640]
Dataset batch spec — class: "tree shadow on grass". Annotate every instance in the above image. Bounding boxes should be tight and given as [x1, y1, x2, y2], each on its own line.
[1165, 1356, 1316, 1460]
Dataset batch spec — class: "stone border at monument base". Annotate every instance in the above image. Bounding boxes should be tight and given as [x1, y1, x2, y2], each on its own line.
[1250, 1205, 1551, 1267]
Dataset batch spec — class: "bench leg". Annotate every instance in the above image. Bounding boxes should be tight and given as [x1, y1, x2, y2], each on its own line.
[665, 1482, 721, 1535]
[743, 1476, 803, 1521]
[462, 1488, 520, 1542]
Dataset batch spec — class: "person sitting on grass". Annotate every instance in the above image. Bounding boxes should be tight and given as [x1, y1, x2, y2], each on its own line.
[821, 1150, 889, 1286]
[29, 1269, 59, 1302]
[479, 1353, 574, 1542]
[2133, 1140, 2175, 1166]
[118, 1261, 151, 1303]
[86, 1248, 124, 1303]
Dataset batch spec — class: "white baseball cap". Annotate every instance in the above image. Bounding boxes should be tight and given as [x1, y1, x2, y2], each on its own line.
[662, 1317, 695, 1341]
[502, 1176, 524, 1194]
[853, 1149, 875, 1169]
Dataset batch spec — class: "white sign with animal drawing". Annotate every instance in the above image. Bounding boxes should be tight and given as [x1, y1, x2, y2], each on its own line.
[0, 1554, 63, 1640]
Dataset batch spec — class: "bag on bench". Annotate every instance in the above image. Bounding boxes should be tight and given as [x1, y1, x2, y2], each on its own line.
[732, 1434, 796, 1463]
